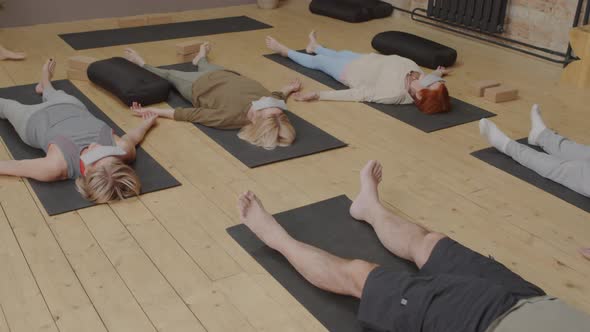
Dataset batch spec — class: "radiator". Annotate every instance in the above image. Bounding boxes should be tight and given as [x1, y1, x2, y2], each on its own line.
[426, 0, 509, 33]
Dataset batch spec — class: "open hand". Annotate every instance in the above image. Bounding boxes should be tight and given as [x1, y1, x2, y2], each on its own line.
[130, 102, 151, 117]
[293, 91, 319, 102]
[436, 66, 452, 76]
[141, 110, 159, 127]
[286, 78, 302, 93]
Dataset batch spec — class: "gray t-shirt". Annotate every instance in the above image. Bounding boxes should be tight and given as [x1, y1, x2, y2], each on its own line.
[486, 296, 590, 332]
[25, 102, 115, 179]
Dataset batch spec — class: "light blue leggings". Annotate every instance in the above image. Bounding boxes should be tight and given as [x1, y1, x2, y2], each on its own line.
[287, 46, 361, 83]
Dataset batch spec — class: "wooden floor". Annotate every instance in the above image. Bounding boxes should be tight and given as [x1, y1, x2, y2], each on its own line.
[1, 1, 589, 331]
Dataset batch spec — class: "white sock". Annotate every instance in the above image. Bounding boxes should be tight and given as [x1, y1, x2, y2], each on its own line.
[527, 104, 547, 146]
[479, 119, 511, 153]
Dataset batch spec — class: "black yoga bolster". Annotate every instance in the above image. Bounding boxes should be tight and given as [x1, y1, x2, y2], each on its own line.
[88, 57, 172, 106]
[372, 31, 458, 69]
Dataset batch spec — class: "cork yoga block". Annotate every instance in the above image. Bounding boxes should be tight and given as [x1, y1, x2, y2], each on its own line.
[257, 0, 279, 9]
[175, 40, 204, 55]
[117, 17, 147, 28]
[67, 69, 89, 82]
[147, 15, 174, 25]
[484, 86, 518, 103]
[67, 55, 97, 72]
[471, 80, 501, 97]
[176, 52, 197, 63]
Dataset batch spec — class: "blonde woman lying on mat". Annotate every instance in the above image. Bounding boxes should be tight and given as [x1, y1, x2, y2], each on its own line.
[266, 31, 452, 114]
[479, 104, 590, 197]
[124, 42, 300, 150]
[0, 59, 158, 203]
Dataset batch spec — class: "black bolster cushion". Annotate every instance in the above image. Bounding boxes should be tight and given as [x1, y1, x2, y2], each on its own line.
[368, 1, 394, 18]
[309, 0, 393, 23]
[88, 57, 172, 106]
[309, 0, 372, 23]
[371, 31, 457, 69]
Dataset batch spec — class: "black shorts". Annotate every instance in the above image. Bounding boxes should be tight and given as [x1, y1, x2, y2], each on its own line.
[358, 237, 545, 332]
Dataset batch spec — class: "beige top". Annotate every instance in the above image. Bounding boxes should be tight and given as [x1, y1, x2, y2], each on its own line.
[174, 70, 285, 129]
[486, 296, 590, 332]
[318, 53, 422, 104]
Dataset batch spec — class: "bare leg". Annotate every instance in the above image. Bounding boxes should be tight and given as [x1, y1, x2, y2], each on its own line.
[0, 44, 26, 61]
[124, 48, 146, 67]
[191, 42, 211, 66]
[350, 160, 446, 268]
[35, 59, 56, 95]
[265, 36, 290, 57]
[306, 30, 320, 54]
[238, 191, 377, 298]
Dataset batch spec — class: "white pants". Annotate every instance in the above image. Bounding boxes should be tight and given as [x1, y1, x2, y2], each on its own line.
[506, 129, 590, 197]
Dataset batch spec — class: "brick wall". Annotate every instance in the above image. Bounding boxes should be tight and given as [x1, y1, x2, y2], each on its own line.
[385, 0, 578, 52]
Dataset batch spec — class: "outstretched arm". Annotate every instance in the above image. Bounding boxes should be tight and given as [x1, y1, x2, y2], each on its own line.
[301, 88, 369, 102]
[0, 158, 63, 182]
[432, 66, 452, 77]
[130, 102, 174, 119]
[118, 110, 158, 162]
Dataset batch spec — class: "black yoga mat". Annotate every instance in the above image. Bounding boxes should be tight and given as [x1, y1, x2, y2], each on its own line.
[0, 80, 180, 216]
[227, 195, 418, 332]
[264, 51, 496, 133]
[159, 63, 348, 168]
[472, 138, 590, 213]
[59, 16, 272, 50]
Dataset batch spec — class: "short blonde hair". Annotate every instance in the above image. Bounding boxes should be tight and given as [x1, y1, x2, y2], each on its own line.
[238, 113, 296, 150]
[75, 159, 141, 203]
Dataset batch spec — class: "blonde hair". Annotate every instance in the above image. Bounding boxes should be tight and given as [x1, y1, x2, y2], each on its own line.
[238, 113, 296, 150]
[75, 159, 141, 203]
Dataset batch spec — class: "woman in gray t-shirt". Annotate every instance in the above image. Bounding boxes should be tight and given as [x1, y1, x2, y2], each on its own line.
[0, 59, 158, 203]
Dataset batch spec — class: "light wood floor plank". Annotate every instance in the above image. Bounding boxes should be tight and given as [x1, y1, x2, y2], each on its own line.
[0, 206, 57, 332]
[78, 205, 208, 332]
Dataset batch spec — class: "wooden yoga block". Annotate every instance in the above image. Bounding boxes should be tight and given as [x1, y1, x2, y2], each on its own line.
[175, 40, 203, 55]
[176, 52, 197, 63]
[67, 55, 97, 72]
[470, 80, 501, 97]
[484, 86, 518, 103]
[257, 0, 279, 9]
[118, 17, 146, 28]
[67, 69, 89, 82]
[561, 24, 590, 89]
[147, 15, 174, 25]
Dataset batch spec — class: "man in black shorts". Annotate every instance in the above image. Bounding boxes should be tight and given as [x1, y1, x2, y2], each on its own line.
[237, 160, 590, 332]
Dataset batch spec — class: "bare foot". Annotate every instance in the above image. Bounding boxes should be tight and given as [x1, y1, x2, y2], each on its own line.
[350, 160, 383, 222]
[238, 191, 290, 250]
[124, 48, 145, 67]
[580, 248, 590, 261]
[306, 30, 320, 54]
[265, 36, 290, 57]
[35, 59, 56, 95]
[192, 41, 211, 65]
[0, 45, 26, 61]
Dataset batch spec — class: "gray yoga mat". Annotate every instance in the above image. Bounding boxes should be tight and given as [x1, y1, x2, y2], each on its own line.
[159, 63, 348, 168]
[227, 195, 418, 332]
[0, 80, 180, 216]
[59, 16, 272, 50]
[264, 51, 496, 133]
[472, 138, 590, 213]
